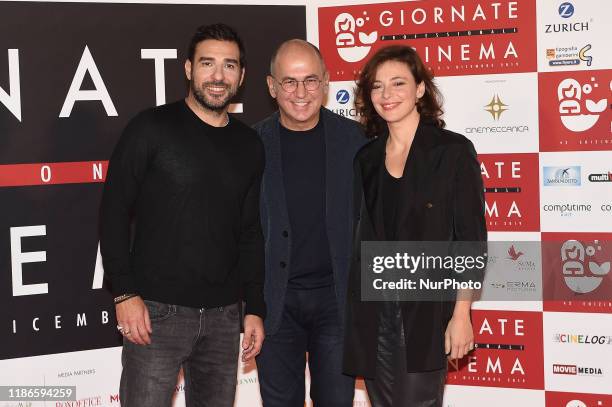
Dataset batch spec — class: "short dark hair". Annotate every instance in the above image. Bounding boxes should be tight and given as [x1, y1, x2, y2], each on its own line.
[187, 23, 246, 68]
[355, 45, 445, 138]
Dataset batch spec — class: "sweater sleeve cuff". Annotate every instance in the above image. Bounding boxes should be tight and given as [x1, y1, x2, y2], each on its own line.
[110, 274, 138, 297]
[244, 287, 266, 320]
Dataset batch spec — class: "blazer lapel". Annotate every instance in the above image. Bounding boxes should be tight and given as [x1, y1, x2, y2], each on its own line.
[394, 122, 439, 239]
[359, 133, 387, 240]
[261, 113, 291, 229]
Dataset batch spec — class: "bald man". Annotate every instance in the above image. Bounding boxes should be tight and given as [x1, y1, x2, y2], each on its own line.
[254, 40, 367, 406]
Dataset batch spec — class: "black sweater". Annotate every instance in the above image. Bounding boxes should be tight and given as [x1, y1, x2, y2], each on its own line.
[100, 100, 265, 318]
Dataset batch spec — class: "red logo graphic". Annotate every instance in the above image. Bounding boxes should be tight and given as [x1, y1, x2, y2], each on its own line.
[318, 0, 537, 80]
[539, 69, 612, 151]
[508, 245, 524, 261]
[546, 391, 612, 407]
[447, 310, 544, 389]
[479, 153, 540, 231]
[542, 233, 612, 313]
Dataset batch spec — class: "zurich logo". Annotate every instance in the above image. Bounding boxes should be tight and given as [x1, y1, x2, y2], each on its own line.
[558, 2, 574, 18]
[336, 89, 350, 105]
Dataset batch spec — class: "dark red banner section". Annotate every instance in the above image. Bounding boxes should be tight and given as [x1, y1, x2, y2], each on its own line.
[0, 161, 108, 187]
[478, 153, 540, 232]
[447, 310, 544, 389]
[318, 0, 537, 80]
[542, 232, 612, 314]
[539, 69, 612, 152]
[545, 391, 612, 407]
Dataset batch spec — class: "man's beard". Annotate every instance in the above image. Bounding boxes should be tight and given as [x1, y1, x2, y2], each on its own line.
[191, 80, 237, 112]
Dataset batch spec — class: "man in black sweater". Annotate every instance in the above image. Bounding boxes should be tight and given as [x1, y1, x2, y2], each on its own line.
[99, 24, 265, 407]
[254, 40, 367, 407]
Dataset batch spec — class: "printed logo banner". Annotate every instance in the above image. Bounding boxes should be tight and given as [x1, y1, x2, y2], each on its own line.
[479, 153, 540, 232]
[538, 69, 612, 152]
[446, 310, 544, 389]
[536, 0, 609, 72]
[318, 0, 537, 81]
[438, 73, 539, 153]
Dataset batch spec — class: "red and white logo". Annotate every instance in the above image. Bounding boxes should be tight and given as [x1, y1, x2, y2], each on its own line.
[557, 77, 608, 132]
[543, 233, 612, 313]
[447, 310, 544, 389]
[539, 70, 612, 151]
[479, 153, 540, 231]
[333, 12, 378, 63]
[546, 391, 611, 407]
[318, 0, 537, 80]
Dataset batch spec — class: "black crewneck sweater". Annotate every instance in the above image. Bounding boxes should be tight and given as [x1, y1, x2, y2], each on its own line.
[100, 100, 265, 318]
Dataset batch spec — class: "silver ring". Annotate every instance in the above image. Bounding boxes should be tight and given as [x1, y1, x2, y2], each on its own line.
[117, 325, 124, 332]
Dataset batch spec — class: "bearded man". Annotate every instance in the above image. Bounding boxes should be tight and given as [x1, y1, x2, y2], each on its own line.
[100, 23, 265, 407]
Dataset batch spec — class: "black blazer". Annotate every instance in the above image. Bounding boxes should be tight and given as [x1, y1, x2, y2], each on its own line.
[343, 121, 487, 377]
[254, 108, 367, 335]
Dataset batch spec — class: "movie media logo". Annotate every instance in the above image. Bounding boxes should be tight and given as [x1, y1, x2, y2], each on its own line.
[552, 363, 603, 376]
[553, 333, 612, 345]
[543, 166, 581, 186]
[560, 240, 610, 294]
[546, 44, 592, 67]
[588, 172, 612, 182]
[557, 76, 608, 132]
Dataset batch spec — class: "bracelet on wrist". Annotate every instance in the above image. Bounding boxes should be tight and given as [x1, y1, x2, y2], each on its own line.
[114, 293, 137, 304]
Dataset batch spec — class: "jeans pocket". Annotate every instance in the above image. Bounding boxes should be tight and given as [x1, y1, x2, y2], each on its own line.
[144, 300, 174, 322]
[225, 303, 240, 320]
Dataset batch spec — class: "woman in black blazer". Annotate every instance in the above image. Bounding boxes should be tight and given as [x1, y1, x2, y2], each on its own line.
[342, 45, 487, 406]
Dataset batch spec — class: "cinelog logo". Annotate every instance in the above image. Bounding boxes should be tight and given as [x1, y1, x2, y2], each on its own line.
[553, 333, 612, 345]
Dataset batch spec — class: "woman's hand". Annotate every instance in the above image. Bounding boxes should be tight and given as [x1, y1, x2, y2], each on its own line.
[444, 312, 474, 360]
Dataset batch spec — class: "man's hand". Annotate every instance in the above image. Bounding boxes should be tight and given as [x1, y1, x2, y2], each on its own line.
[116, 296, 152, 345]
[242, 314, 264, 362]
[444, 313, 474, 361]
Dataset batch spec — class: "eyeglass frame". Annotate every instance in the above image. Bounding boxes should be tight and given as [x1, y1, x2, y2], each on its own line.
[269, 75, 324, 93]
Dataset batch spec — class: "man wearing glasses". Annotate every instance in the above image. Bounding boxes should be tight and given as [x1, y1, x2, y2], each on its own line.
[254, 39, 366, 406]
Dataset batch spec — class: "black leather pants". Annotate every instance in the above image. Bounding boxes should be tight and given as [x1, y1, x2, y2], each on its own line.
[364, 302, 446, 407]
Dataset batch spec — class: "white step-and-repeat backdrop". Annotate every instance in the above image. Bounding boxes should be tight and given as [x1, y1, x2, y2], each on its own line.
[1, 0, 610, 406]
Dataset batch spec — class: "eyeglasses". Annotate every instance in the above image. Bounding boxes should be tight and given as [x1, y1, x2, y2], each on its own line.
[271, 76, 323, 93]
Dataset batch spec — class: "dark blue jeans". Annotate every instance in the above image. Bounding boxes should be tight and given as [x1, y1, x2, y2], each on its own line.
[119, 300, 240, 407]
[256, 285, 355, 407]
